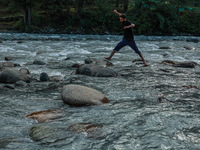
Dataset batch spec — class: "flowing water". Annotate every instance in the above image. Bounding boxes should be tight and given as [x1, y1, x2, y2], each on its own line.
[0, 33, 200, 150]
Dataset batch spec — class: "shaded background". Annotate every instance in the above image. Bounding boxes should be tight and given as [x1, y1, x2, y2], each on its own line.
[0, 0, 200, 35]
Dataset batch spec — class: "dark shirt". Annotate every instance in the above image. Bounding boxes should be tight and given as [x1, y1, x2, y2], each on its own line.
[122, 20, 134, 40]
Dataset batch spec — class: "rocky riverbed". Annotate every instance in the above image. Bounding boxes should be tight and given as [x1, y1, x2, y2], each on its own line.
[0, 34, 200, 150]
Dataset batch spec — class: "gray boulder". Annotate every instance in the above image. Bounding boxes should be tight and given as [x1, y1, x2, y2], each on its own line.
[61, 84, 109, 106]
[0, 68, 31, 83]
[76, 64, 119, 77]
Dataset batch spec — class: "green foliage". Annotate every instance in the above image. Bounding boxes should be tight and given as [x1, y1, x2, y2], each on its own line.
[179, 10, 200, 35]
[1, 0, 200, 35]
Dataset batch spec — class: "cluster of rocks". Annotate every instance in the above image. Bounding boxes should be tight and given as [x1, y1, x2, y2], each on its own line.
[1, 54, 199, 142]
[0, 57, 114, 141]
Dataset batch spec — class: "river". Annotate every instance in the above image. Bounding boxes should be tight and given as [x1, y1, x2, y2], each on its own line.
[0, 33, 200, 150]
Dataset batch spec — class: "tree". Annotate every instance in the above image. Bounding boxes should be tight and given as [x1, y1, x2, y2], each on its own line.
[123, 0, 129, 12]
[7, 0, 32, 25]
[23, 0, 32, 25]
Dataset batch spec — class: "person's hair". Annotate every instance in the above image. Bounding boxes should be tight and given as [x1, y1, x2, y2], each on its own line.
[120, 14, 126, 19]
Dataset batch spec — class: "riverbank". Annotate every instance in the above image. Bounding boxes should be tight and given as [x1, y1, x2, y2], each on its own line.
[0, 32, 199, 42]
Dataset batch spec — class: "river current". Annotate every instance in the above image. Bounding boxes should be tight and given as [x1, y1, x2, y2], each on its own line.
[0, 33, 200, 150]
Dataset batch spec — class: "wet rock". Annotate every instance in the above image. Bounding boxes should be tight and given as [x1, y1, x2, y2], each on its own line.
[0, 138, 13, 148]
[68, 123, 102, 137]
[49, 75, 63, 82]
[5, 57, 13, 61]
[159, 47, 171, 49]
[26, 109, 63, 123]
[62, 84, 109, 106]
[186, 38, 199, 43]
[64, 57, 71, 60]
[161, 60, 197, 68]
[29, 125, 54, 142]
[0, 68, 31, 83]
[85, 58, 113, 67]
[183, 85, 200, 90]
[29, 125, 71, 143]
[157, 95, 172, 103]
[15, 80, 27, 86]
[19, 68, 30, 74]
[3, 84, 15, 89]
[33, 59, 46, 65]
[48, 82, 62, 90]
[161, 60, 176, 65]
[0, 40, 2, 43]
[184, 46, 194, 50]
[17, 40, 23, 44]
[85, 58, 96, 64]
[173, 61, 196, 68]
[0, 62, 19, 69]
[36, 51, 43, 55]
[71, 63, 80, 68]
[76, 64, 119, 77]
[40, 72, 49, 82]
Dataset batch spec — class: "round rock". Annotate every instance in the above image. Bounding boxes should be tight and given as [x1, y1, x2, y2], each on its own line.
[61, 84, 109, 106]
[0, 68, 30, 83]
[40, 72, 49, 82]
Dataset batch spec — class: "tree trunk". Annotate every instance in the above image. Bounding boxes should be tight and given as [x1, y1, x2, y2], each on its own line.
[28, 6, 31, 25]
[23, 0, 31, 25]
[23, 0, 28, 24]
[77, 0, 84, 15]
[116, 0, 120, 7]
[124, 0, 129, 12]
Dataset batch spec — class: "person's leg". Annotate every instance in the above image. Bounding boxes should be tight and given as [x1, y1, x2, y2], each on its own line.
[139, 53, 147, 66]
[129, 40, 147, 66]
[104, 39, 126, 60]
[104, 50, 116, 60]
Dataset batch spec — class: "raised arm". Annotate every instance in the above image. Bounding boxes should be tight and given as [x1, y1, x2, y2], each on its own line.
[113, 9, 122, 16]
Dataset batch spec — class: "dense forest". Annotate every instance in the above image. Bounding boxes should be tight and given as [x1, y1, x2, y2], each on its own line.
[0, 0, 200, 35]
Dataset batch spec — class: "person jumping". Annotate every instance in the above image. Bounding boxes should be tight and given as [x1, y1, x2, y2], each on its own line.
[104, 9, 147, 67]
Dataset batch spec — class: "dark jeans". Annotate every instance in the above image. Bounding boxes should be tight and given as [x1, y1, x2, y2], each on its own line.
[114, 38, 141, 54]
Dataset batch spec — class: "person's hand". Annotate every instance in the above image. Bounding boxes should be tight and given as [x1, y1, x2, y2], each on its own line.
[124, 26, 129, 29]
[113, 9, 117, 13]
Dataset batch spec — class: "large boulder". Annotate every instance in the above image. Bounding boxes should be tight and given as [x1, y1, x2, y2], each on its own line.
[76, 64, 119, 77]
[61, 84, 109, 106]
[0, 68, 31, 83]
